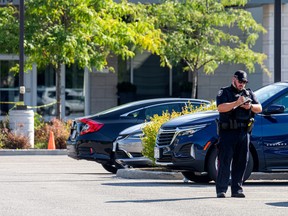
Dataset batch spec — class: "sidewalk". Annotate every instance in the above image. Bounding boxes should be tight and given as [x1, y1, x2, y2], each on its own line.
[0, 149, 67, 156]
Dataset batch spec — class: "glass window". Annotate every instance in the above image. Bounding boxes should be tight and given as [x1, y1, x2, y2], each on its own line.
[144, 103, 181, 120]
[272, 93, 288, 113]
[36, 64, 85, 117]
[0, 60, 19, 116]
[181, 102, 204, 112]
[65, 64, 84, 117]
[255, 84, 286, 104]
[127, 110, 140, 118]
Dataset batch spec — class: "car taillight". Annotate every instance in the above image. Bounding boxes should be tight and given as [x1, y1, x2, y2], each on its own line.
[79, 118, 104, 135]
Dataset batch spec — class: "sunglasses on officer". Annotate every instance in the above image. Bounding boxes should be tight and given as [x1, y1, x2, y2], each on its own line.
[237, 79, 247, 84]
[234, 76, 248, 84]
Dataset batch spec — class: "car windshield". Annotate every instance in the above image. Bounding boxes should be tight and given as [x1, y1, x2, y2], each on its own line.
[254, 83, 287, 104]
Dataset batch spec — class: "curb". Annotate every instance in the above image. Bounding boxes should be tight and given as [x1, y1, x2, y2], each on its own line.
[0, 149, 67, 156]
[248, 172, 288, 180]
[117, 168, 288, 181]
[116, 168, 184, 180]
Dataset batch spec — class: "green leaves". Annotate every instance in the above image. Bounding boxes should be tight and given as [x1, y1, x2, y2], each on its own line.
[0, 5, 19, 54]
[150, 0, 270, 98]
[0, 0, 270, 102]
[16, 0, 162, 72]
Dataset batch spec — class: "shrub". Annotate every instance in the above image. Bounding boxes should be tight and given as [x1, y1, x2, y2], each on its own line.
[0, 113, 71, 149]
[0, 128, 7, 149]
[34, 118, 71, 149]
[141, 102, 216, 163]
[3, 132, 31, 149]
[0, 125, 31, 149]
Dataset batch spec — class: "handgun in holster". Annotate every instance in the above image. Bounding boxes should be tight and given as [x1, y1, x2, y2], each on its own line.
[247, 118, 255, 133]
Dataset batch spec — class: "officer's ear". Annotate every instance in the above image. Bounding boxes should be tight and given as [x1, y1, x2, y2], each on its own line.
[232, 77, 237, 86]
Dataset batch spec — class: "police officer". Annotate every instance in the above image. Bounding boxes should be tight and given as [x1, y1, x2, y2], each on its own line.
[215, 70, 262, 198]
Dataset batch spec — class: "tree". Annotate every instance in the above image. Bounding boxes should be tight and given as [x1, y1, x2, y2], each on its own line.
[150, 0, 269, 98]
[0, 5, 19, 54]
[26, 0, 163, 119]
[0, 0, 162, 119]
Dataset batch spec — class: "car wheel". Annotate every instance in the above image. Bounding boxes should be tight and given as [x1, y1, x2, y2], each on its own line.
[181, 172, 211, 183]
[207, 147, 254, 182]
[101, 164, 118, 174]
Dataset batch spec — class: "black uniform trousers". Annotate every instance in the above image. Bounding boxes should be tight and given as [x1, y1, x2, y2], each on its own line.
[216, 128, 250, 194]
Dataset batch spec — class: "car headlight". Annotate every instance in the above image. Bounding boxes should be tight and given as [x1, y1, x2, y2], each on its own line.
[122, 132, 144, 140]
[176, 124, 208, 137]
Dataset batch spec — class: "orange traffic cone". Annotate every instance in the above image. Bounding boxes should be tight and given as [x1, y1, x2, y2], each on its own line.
[48, 131, 56, 150]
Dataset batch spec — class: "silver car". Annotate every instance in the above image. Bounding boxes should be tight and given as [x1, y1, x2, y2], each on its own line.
[113, 100, 212, 169]
[113, 123, 151, 168]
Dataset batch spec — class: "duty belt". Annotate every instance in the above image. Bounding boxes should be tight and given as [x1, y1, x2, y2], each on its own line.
[219, 121, 247, 130]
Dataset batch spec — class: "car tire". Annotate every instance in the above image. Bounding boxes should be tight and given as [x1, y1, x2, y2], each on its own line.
[101, 164, 118, 174]
[181, 172, 212, 183]
[207, 147, 254, 182]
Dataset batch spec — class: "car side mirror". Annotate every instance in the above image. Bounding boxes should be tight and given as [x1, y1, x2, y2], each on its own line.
[263, 104, 285, 115]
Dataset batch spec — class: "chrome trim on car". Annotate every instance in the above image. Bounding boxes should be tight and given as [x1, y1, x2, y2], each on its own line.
[155, 161, 173, 166]
[190, 144, 195, 159]
[156, 124, 208, 147]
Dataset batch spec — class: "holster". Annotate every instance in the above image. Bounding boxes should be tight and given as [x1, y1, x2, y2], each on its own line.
[247, 118, 255, 133]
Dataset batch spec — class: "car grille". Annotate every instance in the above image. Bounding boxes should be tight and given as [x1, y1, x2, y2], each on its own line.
[178, 144, 192, 157]
[156, 129, 176, 146]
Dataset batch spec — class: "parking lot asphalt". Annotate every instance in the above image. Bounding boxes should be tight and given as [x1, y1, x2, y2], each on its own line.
[1, 149, 288, 181]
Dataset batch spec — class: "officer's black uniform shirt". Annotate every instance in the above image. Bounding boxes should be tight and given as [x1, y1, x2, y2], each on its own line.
[216, 84, 259, 123]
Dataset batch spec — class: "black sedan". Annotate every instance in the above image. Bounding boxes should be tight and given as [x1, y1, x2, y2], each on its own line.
[66, 98, 210, 173]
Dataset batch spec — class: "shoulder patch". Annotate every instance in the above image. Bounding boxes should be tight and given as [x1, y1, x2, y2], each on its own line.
[217, 89, 223, 97]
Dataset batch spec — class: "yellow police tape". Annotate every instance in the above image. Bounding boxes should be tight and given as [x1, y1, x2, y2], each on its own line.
[0, 101, 24, 105]
[27, 101, 57, 109]
[0, 101, 57, 111]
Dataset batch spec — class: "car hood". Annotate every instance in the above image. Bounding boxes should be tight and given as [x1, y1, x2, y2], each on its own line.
[161, 110, 219, 129]
[119, 123, 147, 135]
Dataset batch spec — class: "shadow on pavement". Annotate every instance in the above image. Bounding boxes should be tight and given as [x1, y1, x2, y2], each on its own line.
[266, 202, 288, 207]
[106, 196, 215, 203]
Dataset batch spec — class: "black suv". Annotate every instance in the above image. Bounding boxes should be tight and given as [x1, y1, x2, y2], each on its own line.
[155, 82, 288, 183]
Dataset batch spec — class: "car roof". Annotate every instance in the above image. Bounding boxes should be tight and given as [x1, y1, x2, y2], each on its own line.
[83, 98, 210, 119]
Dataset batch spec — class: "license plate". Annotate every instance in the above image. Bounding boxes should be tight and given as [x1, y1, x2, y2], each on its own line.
[154, 147, 160, 159]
